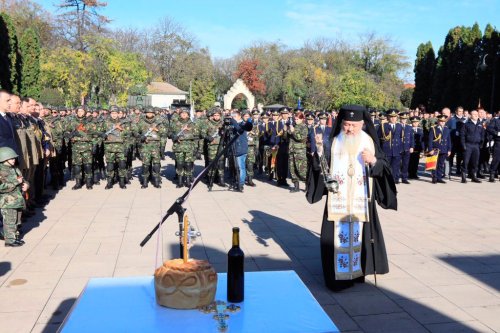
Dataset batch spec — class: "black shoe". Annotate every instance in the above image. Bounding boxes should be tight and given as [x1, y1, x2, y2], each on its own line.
[105, 181, 113, 189]
[247, 177, 256, 187]
[5, 240, 24, 247]
[395, 180, 400, 184]
[153, 177, 161, 188]
[86, 179, 93, 190]
[477, 173, 486, 179]
[236, 184, 244, 192]
[72, 181, 82, 190]
[141, 179, 148, 189]
[437, 179, 446, 184]
[119, 177, 127, 189]
[0, 234, 4, 240]
[217, 181, 226, 187]
[489, 174, 496, 183]
[432, 178, 437, 184]
[471, 178, 482, 183]
[461, 173, 467, 183]
[290, 181, 300, 193]
[402, 180, 410, 184]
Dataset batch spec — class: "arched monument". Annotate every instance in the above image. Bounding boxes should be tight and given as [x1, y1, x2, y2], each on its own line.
[223, 79, 255, 110]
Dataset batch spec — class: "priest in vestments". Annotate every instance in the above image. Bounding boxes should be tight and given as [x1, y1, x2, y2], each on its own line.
[306, 105, 397, 291]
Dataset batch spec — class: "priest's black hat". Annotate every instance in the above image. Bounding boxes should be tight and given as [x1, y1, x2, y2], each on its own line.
[338, 105, 366, 121]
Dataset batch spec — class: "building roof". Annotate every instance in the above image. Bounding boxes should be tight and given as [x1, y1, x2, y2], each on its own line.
[147, 82, 187, 95]
[404, 83, 415, 89]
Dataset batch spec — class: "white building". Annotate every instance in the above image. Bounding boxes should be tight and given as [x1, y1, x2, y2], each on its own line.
[147, 82, 187, 108]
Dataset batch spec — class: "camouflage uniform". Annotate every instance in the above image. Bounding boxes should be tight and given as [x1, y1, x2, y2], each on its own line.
[288, 122, 308, 192]
[102, 117, 131, 189]
[46, 114, 67, 189]
[203, 117, 224, 188]
[65, 115, 95, 189]
[194, 114, 208, 161]
[0, 163, 26, 244]
[246, 120, 260, 184]
[89, 115, 104, 185]
[135, 113, 168, 188]
[171, 115, 198, 187]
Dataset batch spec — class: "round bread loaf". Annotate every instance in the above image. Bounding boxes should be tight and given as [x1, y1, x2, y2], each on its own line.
[154, 259, 217, 309]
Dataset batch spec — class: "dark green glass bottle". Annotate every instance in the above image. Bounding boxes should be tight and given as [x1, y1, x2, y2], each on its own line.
[227, 227, 244, 303]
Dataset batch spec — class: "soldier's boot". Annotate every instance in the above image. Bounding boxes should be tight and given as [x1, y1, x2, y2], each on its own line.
[489, 173, 496, 183]
[173, 160, 178, 180]
[153, 177, 161, 188]
[290, 181, 300, 193]
[83, 164, 93, 189]
[105, 163, 115, 189]
[72, 166, 83, 190]
[101, 169, 106, 179]
[119, 177, 127, 189]
[141, 177, 148, 189]
[461, 172, 467, 183]
[126, 169, 132, 184]
[152, 164, 162, 188]
[247, 176, 256, 187]
[177, 176, 184, 188]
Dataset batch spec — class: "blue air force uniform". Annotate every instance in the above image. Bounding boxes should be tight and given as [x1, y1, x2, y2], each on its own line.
[428, 116, 451, 182]
[408, 117, 424, 179]
[399, 114, 415, 182]
[309, 123, 332, 160]
[377, 116, 403, 182]
[487, 117, 500, 181]
[461, 118, 484, 182]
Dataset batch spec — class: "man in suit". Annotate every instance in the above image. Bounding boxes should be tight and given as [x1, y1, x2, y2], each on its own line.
[377, 109, 403, 183]
[0, 90, 18, 152]
[428, 115, 451, 183]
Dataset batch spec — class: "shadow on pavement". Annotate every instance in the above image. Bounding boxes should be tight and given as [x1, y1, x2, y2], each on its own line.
[0, 261, 11, 277]
[437, 254, 500, 292]
[42, 298, 77, 333]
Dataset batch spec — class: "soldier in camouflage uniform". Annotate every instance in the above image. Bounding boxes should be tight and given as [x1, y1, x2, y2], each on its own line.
[288, 111, 308, 192]
[89, 108, 104, 185]
[171, 108, 198, 188]
[46, 108, 66, 189]
[244, 111, 259, 186]
[65, 106, 95, 190]
[203, 108, 225, 189]
[194, 109, 208, 163]
[134, 107, 168, 188]
[102, 107, 131, 189]
[0, 147, 29, 247]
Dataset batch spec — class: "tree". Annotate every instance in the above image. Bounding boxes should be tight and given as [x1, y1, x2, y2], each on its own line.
[55, 0, 110, 51]
[19, 28, 41, 98]
[400, 87, 413, 108]
[412, 42, 435, 108]
[233, 59, 266, 95]
[0, 12, 20, 93]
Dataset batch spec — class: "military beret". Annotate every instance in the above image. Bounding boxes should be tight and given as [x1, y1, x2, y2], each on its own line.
[109, 105, 119, 113]
[386, 109, 399, 117]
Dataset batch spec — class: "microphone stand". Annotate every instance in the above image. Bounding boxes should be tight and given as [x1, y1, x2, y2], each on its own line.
[139, 129, 242, 257]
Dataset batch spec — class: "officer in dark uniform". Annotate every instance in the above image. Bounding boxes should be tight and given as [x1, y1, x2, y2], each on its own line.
[377, 109, 403, 183]
[428, 114, 451, 184]
[451, 107, 466, 175]
[399, 112, 414, 184]
[460, 110, 484, 183]
[276, 108, 291, 186]
[267, 111, 281, 180]
[309, 113, 332, 160]
[408, 116, 423, 179]
[487, 111, 500, 182]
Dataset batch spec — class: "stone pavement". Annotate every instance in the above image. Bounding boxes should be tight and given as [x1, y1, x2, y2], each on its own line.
[0, 154, 499, 333]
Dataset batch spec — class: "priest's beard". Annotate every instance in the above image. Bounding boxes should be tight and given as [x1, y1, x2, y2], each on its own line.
[337, 130, 362, 157]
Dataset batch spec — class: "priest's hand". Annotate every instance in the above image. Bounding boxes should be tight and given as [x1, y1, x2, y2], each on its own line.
[361, 149, 376, 165]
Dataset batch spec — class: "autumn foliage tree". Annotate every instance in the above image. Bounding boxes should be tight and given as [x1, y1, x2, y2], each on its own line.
[233, 59, 266, 95]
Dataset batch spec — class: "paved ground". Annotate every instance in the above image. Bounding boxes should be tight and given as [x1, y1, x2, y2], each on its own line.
[0, 152, 499, 333]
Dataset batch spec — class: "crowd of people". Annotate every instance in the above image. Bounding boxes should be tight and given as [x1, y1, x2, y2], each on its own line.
[1, 87, 499, 247]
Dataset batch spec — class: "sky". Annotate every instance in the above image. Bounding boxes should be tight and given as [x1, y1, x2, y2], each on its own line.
[36, 0, 499, 80]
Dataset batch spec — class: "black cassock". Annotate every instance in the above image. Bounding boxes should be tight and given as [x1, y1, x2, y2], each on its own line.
[306, 136, 397, 291]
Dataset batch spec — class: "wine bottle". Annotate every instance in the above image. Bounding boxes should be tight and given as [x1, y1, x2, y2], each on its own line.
[227, 227, 244, 303]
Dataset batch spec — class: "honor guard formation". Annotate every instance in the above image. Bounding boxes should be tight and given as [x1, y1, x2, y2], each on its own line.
[0, 89, 499, 246]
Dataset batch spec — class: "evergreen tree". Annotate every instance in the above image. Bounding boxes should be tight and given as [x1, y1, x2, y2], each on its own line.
[412, 42, 435, 108]
[0, 12, 21, 93]
[19, 28, 41, 98]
